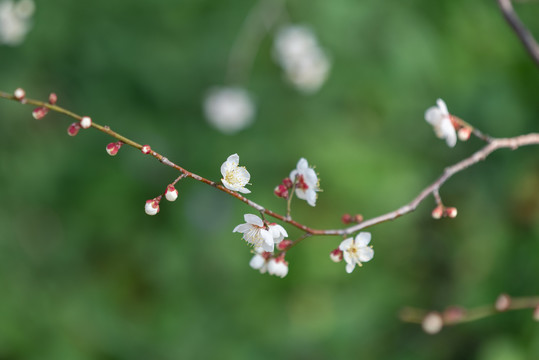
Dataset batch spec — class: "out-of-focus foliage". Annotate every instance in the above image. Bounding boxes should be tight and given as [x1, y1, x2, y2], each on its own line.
[0, 0, 538, 359]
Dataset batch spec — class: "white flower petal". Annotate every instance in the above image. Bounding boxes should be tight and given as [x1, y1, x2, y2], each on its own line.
[355, 232, 371, 247]
[339, 238, 353, 251]
[249, 254, 265, 269]
[297, 158, 308, 171]
[233, 223, 251, 233]
[244, 214, 263, 227]
[440, 119, 457, 147]
[436, 98, 448, 115]
[358, 247, 374, 262]
[345, 262, 355, 273]
[425, 107, 442, 126]
[305, 189, 317, 207]
[227, 153, 239, 165]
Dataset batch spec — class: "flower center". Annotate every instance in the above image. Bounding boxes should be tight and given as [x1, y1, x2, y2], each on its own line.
[296, 174, 309, 190]
[225, 168, 245, 186]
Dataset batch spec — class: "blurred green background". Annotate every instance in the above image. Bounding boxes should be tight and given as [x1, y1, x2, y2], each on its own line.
[1, 0, 538, 359]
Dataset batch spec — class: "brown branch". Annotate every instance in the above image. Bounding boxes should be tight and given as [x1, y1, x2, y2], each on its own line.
[498, 0, 539, 67]
[1, 90, 539, 240]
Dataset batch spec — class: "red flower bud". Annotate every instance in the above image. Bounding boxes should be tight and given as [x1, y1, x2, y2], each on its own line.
[67, 122, 81, 136]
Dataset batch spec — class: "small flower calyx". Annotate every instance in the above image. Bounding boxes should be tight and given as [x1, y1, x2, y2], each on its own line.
[221, 153, 251, 194]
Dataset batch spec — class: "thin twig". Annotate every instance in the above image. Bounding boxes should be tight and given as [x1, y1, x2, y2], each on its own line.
[1, 91, 538, 240]
[498, 0, 539, 67]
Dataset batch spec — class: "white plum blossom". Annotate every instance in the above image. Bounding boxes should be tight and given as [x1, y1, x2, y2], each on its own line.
[203, 86, 255, 134]
[290, 157, 320, 206]
[339, 232, 374, 273]
[268, 223, 288, 246]
[221, 153, 251, 194]
[273, 25, 331, 93]
[268, 257, 289, 278]
[425, 99, 457, 148]
[233, 214, 274, 251]
[0, 0, 35, 46]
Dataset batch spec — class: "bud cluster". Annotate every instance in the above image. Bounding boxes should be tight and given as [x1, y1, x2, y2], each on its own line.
[32, 92, 57, 120]
[341, 213, 363, 224]
[274, 177, 293, 199]
[431, 205, 457, 219]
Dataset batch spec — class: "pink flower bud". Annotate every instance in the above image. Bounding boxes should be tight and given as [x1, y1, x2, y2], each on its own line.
[431, 205, 444, 219]
[282, 177, 293, 189]
[495, 293, 511, 312]
[274, 184, 289, 199]
[67, 122, 81, 136]
[165, 185, 178, 202]
[330, 248, 343, 262]
[353, 214, 364, 223]
[445, 207, 458, 218]
[443, 306, 465, 323]
[277, 239, 292, 251]
[141, 145, 152, 154]
[458, 127, 472, 141]
[32, 107, 48, 120]
[48, 93, 58, 105]
[80, 116, 92, 129]
[341, 214, 352, 224]
[106, 142, 121, 156]
[14, 88, 25, 101]
[422, 312, 443, 335]
[145, 199, 160, 216]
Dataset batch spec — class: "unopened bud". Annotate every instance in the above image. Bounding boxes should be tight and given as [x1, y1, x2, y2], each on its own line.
[422, 312, 443, 335]
[443, 306, 465, 324]
[165, 185, 178, 202]
[106, 142, 121, 156]
[445, 207, 458, 218]
[495, 293, 511, 312]
[80, 116, 92, 129]
[330, 248, 343, 262]
[431, 205, 444, 219]
[277, 239, 292, 251]
[14, 88, 25, 101]
[67, 122, 80, 136]
[141, 145, 152, 154]
[458, 127, 472, 141]
[268, 256, 289, 278]
[48, 93, 57, 105]
[145, 199, 160, 216]
[353, 214, 364, 223]
[32, 107, 48, 120]
[282, 177, 293, 189]
[274, 184, 289, 199]
[341, 214, 352, 224]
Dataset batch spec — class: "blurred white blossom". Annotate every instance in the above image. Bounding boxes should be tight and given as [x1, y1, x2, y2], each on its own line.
[425, 98, 457, 148]
[0, 0, 34, 46]
[203, 86, 255, 134]
[273, 25, 331, 93]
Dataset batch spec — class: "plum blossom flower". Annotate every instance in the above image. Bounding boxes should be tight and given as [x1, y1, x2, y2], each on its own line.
[268, 257, 289, 278]
[339, 232, 374, 273]
[273, 25, 331, 93]
[0, 0, 35, 46]
[203, 86, 255, 134]
[425, 99, 457, 148]
[221, 153, 251, 194]
[233, 214, 274, 251]
[268, 223, 288, 246]
[290, 158, 320, 206]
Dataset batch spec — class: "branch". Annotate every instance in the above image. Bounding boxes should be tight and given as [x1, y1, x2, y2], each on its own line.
[400, 294, 539, 334]
[1, 90, 538, 241]
[498, 0, 539, 67]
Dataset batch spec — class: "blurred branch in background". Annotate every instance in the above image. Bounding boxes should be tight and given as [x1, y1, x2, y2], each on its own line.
[498, 0, 539, 67]
[400, 294, 539, 334]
